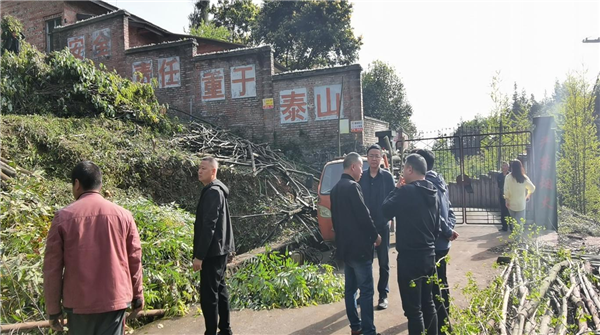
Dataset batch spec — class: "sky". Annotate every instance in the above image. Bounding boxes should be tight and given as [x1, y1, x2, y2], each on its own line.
[106, 0, 600, 134]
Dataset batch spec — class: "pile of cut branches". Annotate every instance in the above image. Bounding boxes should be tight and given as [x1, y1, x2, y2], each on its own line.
[173, 121, 323, 246]
[498, 251, 600, 335]
[451, 223, 600, 335]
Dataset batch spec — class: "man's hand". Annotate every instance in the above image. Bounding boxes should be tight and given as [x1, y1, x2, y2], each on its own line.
[396, 177, 405, 189]
[525, 194, 531, 202]
[375, 234, 382, 247]
[49, 314, 64, 331]
[449, 230, 459, 241]
[193, 258, 203, 272]
[133, 298, 144, 316]
[505, 201, 510, 209]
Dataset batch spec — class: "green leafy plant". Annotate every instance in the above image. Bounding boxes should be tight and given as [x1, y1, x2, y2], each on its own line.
[0, 18, 172, 132]
[0, 173, 200, 325]
[228, 248, 344, 310]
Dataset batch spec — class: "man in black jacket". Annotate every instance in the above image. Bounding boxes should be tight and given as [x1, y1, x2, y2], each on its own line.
[331, 152, 382, 335]
[497, 161, 510, 232]
[359, 144, 396, 310]
[193, 157, 235, 335]
[383, 154, 440, 335]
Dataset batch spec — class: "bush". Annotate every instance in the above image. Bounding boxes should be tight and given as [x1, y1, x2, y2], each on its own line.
[0, 173, 200, 325]
[228, 248, 344, 310]
[0, 16, 172, 132]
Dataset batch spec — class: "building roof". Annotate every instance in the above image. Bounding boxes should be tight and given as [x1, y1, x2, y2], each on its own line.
[79, 0, 247, 52]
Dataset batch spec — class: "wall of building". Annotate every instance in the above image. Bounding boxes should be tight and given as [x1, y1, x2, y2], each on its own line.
[6, 1, 382, 168]
[2, 1, 65, 52]
[0, 1, 113, 52]
[364, 116, 390, 147]
[271, 65, 364, 159]
[53, 11, 129, 75]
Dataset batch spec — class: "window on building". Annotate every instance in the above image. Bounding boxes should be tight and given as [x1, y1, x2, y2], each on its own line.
[45, 17, 62, 52]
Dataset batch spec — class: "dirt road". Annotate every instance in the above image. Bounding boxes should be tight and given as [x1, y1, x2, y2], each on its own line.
[137, 225, 504, 335]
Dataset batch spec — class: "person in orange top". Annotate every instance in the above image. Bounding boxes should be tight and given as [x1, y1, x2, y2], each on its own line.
[43, 161, 143, 334]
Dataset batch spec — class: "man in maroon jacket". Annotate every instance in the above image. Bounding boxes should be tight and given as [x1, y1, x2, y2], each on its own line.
[43, 161, 143, 334]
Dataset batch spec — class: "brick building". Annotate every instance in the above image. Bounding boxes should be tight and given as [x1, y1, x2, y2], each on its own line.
[2, 0, 389, 162]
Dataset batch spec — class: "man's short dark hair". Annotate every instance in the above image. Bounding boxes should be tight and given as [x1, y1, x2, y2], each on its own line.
[405, 154, 427, 176]
[410, 148, 435, 171]
[367, 144, 382, 155]
[202, 156, 219, 169]
[71, 161, 102, 190]
[343, 152, 362, 170]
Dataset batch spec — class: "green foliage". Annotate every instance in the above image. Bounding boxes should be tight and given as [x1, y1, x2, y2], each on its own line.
[228, 248, 344, 310]
[1, 15, 24, 53]
[120, 198, 199, 316]
[0, 172, 199, 325]
[0, 38, 172, 132]
[210, 0, 259, 45]
[558, 206, 600, 237]
[440, 75, 534, 179]
[188, 0, 210, 27]
[0, 173, 68, 324]
[189, 22, 232, 42]
[253, 0, 362, 70]
[557, 72, 600, 216]
[362, 60, 415, 135]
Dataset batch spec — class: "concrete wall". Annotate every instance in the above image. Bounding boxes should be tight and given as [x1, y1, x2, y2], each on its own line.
[364, 116, 389, 147]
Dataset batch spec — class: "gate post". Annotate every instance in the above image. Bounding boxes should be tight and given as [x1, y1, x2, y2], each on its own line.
[532, 116, 558, 231]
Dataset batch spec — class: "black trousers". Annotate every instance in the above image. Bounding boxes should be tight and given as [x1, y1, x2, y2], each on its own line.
[434, 249, 451, 334]
[200, 254, 232, 335]
[397, 252, 438, 335]
[375, 225, 390, 300]
[65, 309, 126, 335]
[500, 196, 510, 230]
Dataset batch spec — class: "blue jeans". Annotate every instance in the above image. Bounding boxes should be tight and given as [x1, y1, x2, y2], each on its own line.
[344, 258, 376, 335]
[509, 209, 525, 227]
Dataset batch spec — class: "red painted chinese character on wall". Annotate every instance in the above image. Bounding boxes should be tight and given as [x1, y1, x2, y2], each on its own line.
[314, 84, 342, 121]
[158, 57, 181, 88]
[538, 135, 551, 149]
[543, 196, 554, 210]
[280, 88, 308, 123]
[91, 28, 111, 57]
[541, 177, 554, 190]
[67, 36, 85, 59]
[231, 65, 256, 98]
[132, 60, 153, 84]
[201, 68, 225, 101]
[540, 155, 551, 171]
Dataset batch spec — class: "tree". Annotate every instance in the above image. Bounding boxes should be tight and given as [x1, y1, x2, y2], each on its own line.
[253, 1, 362, 70]
[210, 0, 259, 45]
[362, 60, 414, 135]
[188, 0, 211, 28]
[189, 22, 232, 42]
[557, 72, 600, 216]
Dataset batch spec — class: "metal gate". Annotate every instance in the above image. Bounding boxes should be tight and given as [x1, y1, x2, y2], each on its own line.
[402, 130, 532, 224]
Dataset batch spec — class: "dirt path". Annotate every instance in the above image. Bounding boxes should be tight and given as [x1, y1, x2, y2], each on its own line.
[137, 225, 505, 335]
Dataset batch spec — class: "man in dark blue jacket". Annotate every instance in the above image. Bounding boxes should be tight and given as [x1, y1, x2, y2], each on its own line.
[383, 154, 440, 335]
[331, 152, 382, 335]
[412, 149, 459, 334]
[359, 144, 396, 310]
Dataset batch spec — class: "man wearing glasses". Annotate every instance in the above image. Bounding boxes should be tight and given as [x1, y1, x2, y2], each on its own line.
[359, 144, 396, 310]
